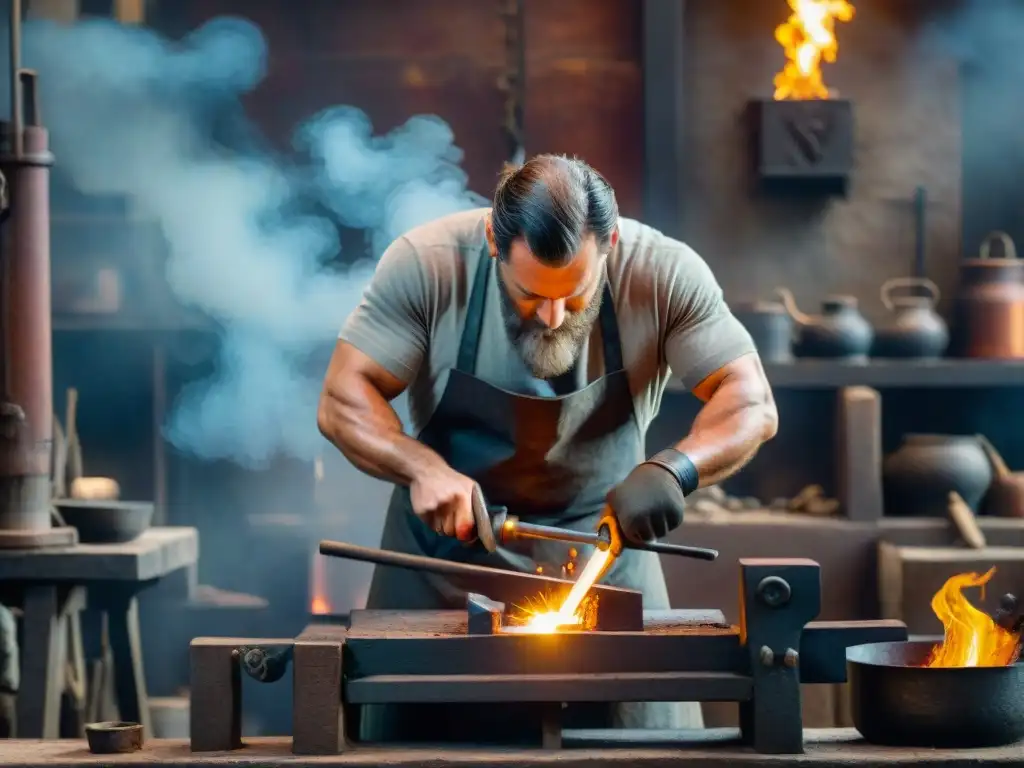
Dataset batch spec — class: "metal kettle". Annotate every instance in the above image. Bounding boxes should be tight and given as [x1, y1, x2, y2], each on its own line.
[873, 277, 949, 359]
[776, 288, 874, 361]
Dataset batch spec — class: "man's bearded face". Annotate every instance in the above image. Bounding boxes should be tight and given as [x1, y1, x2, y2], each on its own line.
[496, 270, 604, 379]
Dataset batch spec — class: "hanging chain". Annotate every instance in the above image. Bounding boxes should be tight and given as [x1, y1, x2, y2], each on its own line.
[498, 0, 526, 164]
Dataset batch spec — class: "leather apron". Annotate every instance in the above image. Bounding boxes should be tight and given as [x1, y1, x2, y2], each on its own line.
[362, 248, 703, 742]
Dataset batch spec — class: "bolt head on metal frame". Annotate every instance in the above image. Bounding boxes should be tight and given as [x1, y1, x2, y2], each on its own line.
[756, 575, 792, 608]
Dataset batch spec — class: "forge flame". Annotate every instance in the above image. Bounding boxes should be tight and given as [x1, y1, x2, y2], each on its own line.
[773, 0, 855, 101]
[923, 568, 1021, 668]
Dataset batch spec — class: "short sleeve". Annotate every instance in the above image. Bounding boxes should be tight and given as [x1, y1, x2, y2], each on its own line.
[660, 245, 756, 390]
[338, 236, 431, 382]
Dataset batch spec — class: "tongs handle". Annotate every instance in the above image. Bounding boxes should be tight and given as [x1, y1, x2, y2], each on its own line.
[597, 509, 719, 561]
[629, 538, 719, 561]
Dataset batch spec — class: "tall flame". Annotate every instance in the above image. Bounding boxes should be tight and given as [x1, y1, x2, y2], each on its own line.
[773, 0, 855, 101]
[923, 568, 1021, 668]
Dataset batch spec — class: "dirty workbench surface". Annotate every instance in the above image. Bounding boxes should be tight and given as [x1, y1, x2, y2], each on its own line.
[337, 608, 734, 638]
[0, 527, 198, 581]
[2, 730, 1023, 766]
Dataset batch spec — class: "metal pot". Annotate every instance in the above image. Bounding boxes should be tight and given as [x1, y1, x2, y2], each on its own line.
[775, 288, 874, 360]
[882, 434, 993, 516]
[847, 641, 1024, 748]
[954, 231, 1024, 359]
[732, 301, 793, 363]
[873, 277, 949, 359]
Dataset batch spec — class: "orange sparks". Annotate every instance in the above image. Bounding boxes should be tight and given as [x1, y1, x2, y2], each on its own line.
[510, 547, 613, 634]
[773, 0, 855, 101]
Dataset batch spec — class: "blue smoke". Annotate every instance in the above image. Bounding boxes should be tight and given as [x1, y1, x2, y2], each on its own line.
[18, 16, 486, 467]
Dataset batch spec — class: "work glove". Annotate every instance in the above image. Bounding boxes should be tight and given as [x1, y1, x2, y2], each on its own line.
[606, 461, 687, 544]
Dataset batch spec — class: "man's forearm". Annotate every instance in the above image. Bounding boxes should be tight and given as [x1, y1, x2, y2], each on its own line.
[673, 375, 778, 487]
[318, 383, 447, 486]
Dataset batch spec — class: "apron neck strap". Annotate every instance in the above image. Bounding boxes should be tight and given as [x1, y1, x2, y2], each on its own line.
[456, 245, 493, 373]
[455, 245, 625, 375]
[597, 279, 624, 373]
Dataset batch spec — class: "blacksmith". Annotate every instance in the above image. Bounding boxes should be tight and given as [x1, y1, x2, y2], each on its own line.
[318, 154, 778, 740]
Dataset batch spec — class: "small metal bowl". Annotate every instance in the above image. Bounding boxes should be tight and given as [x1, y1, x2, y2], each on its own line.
[85, 721, 144, 754]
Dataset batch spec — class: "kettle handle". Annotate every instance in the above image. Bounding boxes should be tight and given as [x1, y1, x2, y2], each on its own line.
[880, 277, 940, 310]
[979, 231, 1018, 260]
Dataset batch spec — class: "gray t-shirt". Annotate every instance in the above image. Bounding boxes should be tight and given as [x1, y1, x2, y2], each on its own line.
[340, 208, 755, 436]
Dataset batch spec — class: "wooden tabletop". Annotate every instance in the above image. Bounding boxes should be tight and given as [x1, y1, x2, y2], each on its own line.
[0, 527, 198, 582]
[1, 730, 1022, 767]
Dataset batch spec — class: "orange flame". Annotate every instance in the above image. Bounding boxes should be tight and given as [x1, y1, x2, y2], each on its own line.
[773, 0, 855, 101]
[923, 568, 1021, 668]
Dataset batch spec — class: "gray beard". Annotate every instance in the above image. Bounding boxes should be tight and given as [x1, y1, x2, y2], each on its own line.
[497, 274, 604, 380]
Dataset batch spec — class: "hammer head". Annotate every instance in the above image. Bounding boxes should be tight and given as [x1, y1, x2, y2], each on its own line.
[470, 484, 508, 553]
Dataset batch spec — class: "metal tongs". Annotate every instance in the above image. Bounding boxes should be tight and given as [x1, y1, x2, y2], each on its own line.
[470, 485, 718, 561]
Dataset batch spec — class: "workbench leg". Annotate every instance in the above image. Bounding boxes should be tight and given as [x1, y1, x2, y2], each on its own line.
[65, 610, 87, 737]
[18, 586, 83, 738]
[540, 704, 562, 749]
[190, 639, 242, 751]
[292, 640, 347, 754]
[106, 595, 152, 735]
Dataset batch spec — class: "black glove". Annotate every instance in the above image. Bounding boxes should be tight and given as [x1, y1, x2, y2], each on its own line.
[607, 462, 687, 544]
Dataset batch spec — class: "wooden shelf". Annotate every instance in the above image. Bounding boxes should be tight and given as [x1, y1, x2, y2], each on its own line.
[52, 311, 216, 333]
[670, 360, 1024, 391]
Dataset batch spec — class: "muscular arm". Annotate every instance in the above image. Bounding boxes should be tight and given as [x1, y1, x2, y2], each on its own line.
[317, 341, 446, 486]
[674, 353, 778, 486]
[654, 243, 778, 486]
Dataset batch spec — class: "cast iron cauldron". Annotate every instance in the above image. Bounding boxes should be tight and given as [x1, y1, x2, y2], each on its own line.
[847, 641, 1024, 748]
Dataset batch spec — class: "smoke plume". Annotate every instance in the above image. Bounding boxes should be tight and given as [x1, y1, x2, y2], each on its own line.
[18, 16, 486, 466]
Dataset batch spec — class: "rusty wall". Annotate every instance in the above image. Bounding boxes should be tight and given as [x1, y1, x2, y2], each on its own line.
[166, 0, 644, 214]
[681, 0, 961, 322]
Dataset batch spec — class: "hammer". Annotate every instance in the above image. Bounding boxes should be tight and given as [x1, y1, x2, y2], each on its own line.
[470, 487, 718, 561]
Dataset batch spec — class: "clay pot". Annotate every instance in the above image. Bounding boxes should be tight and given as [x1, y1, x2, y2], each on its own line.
[776, 288, 874, 360]
[882, 434, 993, 517]
[873, 277, 949, 359]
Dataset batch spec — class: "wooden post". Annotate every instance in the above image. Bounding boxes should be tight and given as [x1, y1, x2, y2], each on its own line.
[113, 0, 145, 25]
[835, 386, 883, 522]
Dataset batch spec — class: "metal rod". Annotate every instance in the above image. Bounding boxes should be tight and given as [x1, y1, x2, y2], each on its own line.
[9, 0, 22, 159]
[316, 539, 645, 622]
[508, 520, 604, 548]
[913, 186, 927, 278]
[319, 538, 597, 590]
[506, 518, 719, 561]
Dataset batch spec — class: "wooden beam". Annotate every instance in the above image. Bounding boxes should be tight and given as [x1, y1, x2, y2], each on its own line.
[642, 0, 686, 239]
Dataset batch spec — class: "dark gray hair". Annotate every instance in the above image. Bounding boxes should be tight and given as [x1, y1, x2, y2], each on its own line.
[490, 154, 618, 266]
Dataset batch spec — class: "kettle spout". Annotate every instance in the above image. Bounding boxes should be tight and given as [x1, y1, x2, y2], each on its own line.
[775, 287, 812, 326]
